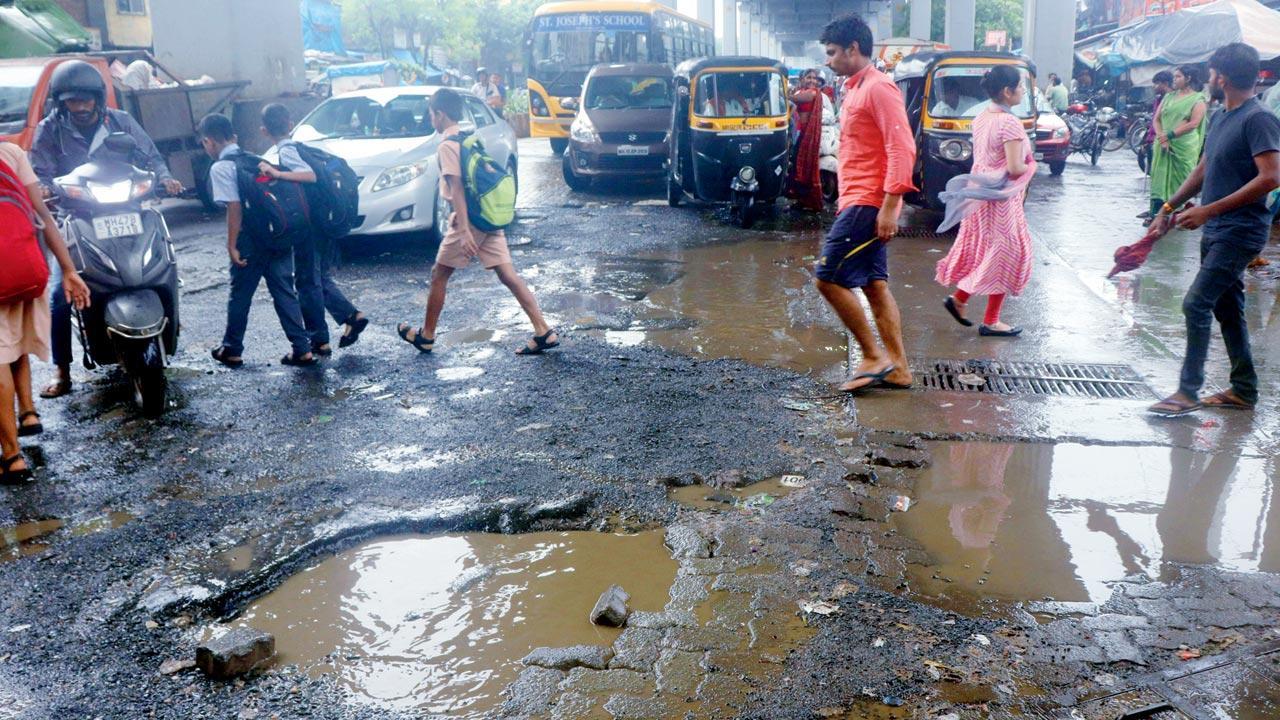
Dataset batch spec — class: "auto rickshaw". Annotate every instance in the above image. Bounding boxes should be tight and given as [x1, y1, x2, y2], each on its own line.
[667, 57, 791, 228]
[894, 51, 1037, 210]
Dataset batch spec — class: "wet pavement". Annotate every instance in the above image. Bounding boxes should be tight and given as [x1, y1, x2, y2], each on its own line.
[1, 138, 1279, 718]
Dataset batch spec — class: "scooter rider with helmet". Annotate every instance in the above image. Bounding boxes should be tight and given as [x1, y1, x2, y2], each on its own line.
[29, 59, 184, 399]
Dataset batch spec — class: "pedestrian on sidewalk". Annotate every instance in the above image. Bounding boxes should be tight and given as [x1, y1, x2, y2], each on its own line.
[258, 104, 368, 354]
[812, 14, 914, 394]
[1149, 66, 1207, 221]
[935, 65, 1036, 338]
[396, 89, 558, 356]
[1148, 43, 1280, 417]
[199, 114, 317, 369]
[0, 142, 90, 483]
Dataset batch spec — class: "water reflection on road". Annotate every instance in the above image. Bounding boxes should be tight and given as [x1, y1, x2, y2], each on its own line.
[896, 441, 1278, 607]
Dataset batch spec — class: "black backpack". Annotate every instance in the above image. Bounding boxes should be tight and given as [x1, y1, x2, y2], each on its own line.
[294, 143, 360, 239]
[231, 152, 309, 253]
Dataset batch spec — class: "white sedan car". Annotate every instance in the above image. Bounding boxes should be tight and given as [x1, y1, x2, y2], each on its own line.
[291, 86, 518, 243]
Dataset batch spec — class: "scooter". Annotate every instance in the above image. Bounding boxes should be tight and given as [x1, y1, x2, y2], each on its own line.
[819, 94, 840, 205]
[53, 132, 179, 416]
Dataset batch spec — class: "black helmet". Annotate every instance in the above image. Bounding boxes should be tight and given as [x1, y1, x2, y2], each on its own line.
[50, 60, 105, 105]
[476, 66, 488, 76]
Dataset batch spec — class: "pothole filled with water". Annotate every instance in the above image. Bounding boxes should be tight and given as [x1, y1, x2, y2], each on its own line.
[668, 476, 805, 512]
[894, 441, 1276, 611]
[220, 530, 676, 715]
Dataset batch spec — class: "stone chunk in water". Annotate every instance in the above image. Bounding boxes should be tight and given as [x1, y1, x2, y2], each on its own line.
[590, 584, 631, 627]
[196, 627, 275, 679]
[521, 645, 615, 671]
[665, 525, 712, 559]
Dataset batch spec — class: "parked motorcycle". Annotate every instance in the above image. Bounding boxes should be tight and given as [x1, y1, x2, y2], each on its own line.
[53, 132, 179, 416]
[819, 95, 839, 205]
[1065, 102, 1109, 167]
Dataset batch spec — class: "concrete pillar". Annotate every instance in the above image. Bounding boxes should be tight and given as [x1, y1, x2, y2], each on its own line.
[945, 0, 975, 51]
[909, 0, 931, 40]
[696, 0, 714, 26]
[737, 4, 750, 56]
[877, 7, 893, 42]
[720, 0, 737, 54]
[1023, 0, 1076, 89]
[750, 14, 761, 56]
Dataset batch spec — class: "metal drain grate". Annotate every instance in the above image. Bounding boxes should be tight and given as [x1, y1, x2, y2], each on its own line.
[913, 358, 1156, 399]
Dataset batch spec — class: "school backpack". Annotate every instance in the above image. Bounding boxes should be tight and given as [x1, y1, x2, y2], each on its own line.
[0, 159, 50, 305]
[445, 132, 516, 233]
[294, 142, 360, 238]
[231, 152, 309, 253]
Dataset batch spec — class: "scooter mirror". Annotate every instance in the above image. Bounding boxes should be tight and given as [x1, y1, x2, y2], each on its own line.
[102, 132, 137, 155]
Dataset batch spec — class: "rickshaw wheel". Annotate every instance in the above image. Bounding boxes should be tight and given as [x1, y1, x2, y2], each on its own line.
[667, 175, 682, 207]
[732, 193, 756, 229]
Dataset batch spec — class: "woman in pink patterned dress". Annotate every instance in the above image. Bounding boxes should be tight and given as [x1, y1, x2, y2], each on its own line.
[936, 65, 1035, 337]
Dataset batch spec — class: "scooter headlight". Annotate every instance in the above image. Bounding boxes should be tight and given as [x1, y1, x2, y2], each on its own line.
[939, 138, 973, 162]
[131, 177, 154, 199]
[86, 179, 135, 204]
[738, 166, 757, 183]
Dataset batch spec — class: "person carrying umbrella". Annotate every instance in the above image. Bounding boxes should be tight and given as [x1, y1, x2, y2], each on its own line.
[1149, 66, 1207, 222]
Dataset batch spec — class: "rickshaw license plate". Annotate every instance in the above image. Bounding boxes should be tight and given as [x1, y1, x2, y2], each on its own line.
[617, 145, 649, 156]
[92, 213, 143, 238]
[1033, 152, 1044, 160]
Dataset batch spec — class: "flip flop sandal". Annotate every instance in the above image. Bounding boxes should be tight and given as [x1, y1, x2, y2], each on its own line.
[280, 351, 319, 367]
[943, 297, 973, 327]
[517, 329, 560, 356]
[1148, 397, 1202, 418]
[339, 314, 370, 349]
[840, 365, 896, 394]
[0, 454, 33, 485]
[17, 411, 42, 437]
[397, 323, 435, 354]
[1201, 391, 1255, 410]
[40, 380, 72, 399]
[211, 346, 244, 369]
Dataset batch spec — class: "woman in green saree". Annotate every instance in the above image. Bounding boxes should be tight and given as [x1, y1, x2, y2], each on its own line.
[1149, 66, 1208, 220]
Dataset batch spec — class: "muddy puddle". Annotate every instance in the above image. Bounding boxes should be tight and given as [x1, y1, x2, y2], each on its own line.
[1, 511, 135, 563]
[223, 530, 676, 715]
[894, 441, 1277, 610]
[669, 475, 805, 512]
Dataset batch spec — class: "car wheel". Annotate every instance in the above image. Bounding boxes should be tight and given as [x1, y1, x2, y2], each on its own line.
[427, 186, 447, 245]
[1049, 160, 1066, 176]
[562, 153, 590, 192]
[550, 138, 569, 156]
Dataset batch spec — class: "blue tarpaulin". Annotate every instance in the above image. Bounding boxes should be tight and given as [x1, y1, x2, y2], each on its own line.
[301, 0, 345, 55]
[326, 61, 391, 79]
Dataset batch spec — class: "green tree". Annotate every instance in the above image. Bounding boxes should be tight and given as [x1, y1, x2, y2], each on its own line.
[339, 0, 539, 69]
[892, 0, 1023, 48]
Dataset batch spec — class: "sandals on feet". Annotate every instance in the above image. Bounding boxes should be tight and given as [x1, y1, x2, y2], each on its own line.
[339, 314, 370, 349]
[397, 323, 435, 354]
[516, 330, 560, 356]
[840, 365, 896, 394]
[211, 346, 244, 369]
[1148, 395, 1202, 418]
[312, 343, 333, 358]
[40, 379, 71, 399]
[0, 454, 33, 485]
[280, 351, 318, 367]
[17, 411, 42, 437]
[1202, 390, 1255, 411]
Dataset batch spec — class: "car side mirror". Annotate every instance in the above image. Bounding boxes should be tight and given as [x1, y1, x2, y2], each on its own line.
[562, 97, 579, 111]
[678, 86, 689, 97]
[102, 131, 137, 155]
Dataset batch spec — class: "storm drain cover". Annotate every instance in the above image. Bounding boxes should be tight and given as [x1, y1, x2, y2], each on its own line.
[911, 358, 1156, 399]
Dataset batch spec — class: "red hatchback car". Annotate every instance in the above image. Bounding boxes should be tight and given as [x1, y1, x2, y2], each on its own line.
[1033, 87, 1070, 175]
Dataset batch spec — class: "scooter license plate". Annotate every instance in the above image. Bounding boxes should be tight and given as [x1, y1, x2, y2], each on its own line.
[617, 145, 649, 156]
[92, 213, 143, 239]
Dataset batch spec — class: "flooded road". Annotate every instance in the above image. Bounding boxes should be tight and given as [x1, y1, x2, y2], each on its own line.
[223, 531, 675, 715]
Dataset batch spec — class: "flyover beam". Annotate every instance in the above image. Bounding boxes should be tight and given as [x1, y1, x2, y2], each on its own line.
[909, 0, 930, 40]
[1023, 0, 1075, 87]
[719, 0, 737, 55]
[945, 0, 975, 51]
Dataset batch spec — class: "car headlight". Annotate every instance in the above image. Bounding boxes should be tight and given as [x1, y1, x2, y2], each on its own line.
[570, 114, 599, 144]
[371, 162, 426, 193]
[1053, 127, 1068, 138]
[87, 179, 135, 204]
[737, 166, 757, 183]
[939, 138, 972, 162]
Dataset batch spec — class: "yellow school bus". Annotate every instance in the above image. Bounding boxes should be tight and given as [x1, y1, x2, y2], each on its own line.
[525, 1, 714, 154]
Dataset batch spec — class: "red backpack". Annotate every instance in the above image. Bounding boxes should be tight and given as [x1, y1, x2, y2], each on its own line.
[0, 159, 49, 305]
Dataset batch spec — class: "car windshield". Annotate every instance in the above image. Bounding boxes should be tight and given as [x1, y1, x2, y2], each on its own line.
[294, 94, 433, 140]
[585, 75, 672, 110]
[0, 65, 44, 135]
[694, 71, 786, 118]
[929, 65, 1034, 119]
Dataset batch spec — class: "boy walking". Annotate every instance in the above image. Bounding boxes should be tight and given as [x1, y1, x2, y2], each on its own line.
[199, 113, 316, 368]
[396, 89, 557, 356]
[258, 104, 368, 354]
[814, 14, 915, 393]
[1148, 43, 1280, 416]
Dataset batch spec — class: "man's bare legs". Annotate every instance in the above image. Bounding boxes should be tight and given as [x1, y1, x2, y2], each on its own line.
[493, 263, 556, 351]
[816, 278, 912, 391]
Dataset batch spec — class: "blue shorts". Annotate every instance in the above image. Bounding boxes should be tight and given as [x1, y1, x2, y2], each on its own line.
[814, 205, 888, 289]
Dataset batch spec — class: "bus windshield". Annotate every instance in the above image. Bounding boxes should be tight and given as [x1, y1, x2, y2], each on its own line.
[530, 11, 653, 95]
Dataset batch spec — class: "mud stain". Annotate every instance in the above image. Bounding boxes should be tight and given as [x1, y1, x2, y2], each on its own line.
[0, 519, 65, 563]
[227, 530, 676, 715]
[895, 441, 1277, 609]
[69, 511, 135, 537]
[669, 476, 805, 512]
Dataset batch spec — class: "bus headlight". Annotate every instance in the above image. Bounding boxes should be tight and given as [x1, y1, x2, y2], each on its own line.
[939, 138, 972, 162]
[530, 92, 550, 117]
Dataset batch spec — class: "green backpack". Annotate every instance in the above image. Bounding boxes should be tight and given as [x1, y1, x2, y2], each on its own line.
[445, 132, 516, 233]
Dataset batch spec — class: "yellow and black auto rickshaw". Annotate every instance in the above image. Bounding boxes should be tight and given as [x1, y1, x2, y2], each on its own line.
[894, 51, 1037, 210]
[668, 57, 791, 228]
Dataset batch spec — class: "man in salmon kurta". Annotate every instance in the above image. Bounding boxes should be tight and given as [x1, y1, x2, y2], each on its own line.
[812, 14, 917, 394]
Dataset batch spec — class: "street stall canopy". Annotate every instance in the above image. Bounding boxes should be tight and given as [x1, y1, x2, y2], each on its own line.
[0, 0, 92, 58]
[301, 0, 346, 55]
[1076, 0, 1280, 84]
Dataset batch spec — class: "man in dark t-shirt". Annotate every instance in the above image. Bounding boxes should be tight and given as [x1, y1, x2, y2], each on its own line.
[1149, 43, 1280, 417]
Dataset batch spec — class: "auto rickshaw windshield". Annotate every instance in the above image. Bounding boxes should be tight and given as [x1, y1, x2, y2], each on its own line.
[695, 71, 786, 118]
[929, 65, 1034, 119]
